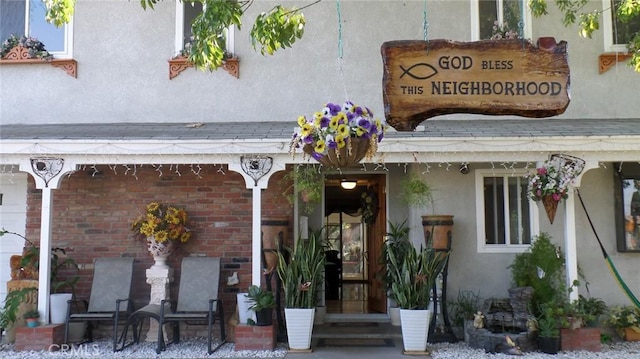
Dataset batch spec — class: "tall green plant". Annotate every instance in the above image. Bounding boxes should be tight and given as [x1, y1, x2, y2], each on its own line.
[508, 232, 565, 317]
[276, 230, 326, 309]
[387, 245, 449, 310]
[378, 220, 413, 302]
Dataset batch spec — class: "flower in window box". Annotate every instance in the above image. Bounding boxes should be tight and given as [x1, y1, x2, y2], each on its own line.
[490, 21, 521, 40]
[290, 101, 387, 168]
[1, 34, 53, 61]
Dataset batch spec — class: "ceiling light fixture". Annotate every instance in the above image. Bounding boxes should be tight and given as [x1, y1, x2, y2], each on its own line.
[340, 180, 357, 190]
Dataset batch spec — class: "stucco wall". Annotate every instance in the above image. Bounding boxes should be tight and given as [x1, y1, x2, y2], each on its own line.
[1, 0, 638, 125]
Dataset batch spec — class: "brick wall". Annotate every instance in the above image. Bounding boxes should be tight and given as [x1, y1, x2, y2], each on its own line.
[24, 165, 293, 340]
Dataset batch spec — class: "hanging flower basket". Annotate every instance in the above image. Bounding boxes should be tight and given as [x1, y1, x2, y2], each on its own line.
[525, 154, 585, 224]
[291, 101, 386, 169]
[302, 136, 370, 168]
[542, 195, 559, 224]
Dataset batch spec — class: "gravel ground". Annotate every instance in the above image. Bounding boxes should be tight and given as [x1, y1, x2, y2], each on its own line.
[2, 338, 640, 358]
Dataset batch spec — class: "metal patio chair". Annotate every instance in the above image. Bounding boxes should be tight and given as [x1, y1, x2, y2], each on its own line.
[64, 257, 135, 352]
[126, 256, 226, 354]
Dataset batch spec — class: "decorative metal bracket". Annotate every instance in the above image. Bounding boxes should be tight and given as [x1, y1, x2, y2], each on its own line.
[240, 156, 273, 186]
[30, 157, 64, 187]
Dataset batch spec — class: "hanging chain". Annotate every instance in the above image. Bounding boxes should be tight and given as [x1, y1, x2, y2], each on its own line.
[423, 0, 429, 52]
[336, 0, 348, 100]
[519, 0, 526, 49]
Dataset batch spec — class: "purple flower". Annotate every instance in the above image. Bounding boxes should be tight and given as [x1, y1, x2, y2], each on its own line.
[312, 152, 324, 161]
[319, 116, 330, 128]
[327, 139, 337, 149]
[358, 118, 372, 129]
[303, 136, 314, 144]
[328, 103, 341, 115]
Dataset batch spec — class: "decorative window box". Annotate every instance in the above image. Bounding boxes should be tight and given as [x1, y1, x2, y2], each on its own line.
[168, 56, 239, 80]
[599, 52, 632, 74]
[0, 45, 77, 78]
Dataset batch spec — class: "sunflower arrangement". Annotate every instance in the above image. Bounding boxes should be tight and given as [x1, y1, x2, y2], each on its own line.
[131, 202, 192, 244]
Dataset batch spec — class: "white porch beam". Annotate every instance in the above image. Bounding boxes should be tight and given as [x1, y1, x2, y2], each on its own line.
[229, 158, 284, 287]
[564, 161, 599, 302]
[19, 158, 76, 324]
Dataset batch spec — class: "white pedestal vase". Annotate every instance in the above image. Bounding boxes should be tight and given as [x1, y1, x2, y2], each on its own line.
[400, 309, 431, 353]
[284, 308, 315, 351]
[50, 293, 73, 324]
[147, 238, 174, 269]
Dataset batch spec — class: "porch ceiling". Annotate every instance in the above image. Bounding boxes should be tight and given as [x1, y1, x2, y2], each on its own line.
[1, 118, 639, 164]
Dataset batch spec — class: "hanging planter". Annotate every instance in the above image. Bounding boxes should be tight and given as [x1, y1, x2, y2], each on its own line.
[290, 101, 387, 169]
[525, 154, 585, 224]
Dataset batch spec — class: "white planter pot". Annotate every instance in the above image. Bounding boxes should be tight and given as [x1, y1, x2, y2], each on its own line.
[50, 293, 73, 324]
[400, 309, 431, 352]
[390, 306, 401, 326]
[284, 308, 315, 351]
[237, 293, 256, 325]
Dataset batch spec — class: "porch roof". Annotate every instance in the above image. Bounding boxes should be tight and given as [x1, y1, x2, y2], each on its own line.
[2, 118, 640, 140]
[1, 118, 639, 164]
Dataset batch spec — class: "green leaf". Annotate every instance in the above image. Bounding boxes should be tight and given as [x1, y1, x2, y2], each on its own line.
[44, 0, 76, 27]
[250, 5, 306, 56]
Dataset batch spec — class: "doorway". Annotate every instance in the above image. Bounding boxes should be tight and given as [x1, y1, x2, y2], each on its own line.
[323, 174, 387, 314]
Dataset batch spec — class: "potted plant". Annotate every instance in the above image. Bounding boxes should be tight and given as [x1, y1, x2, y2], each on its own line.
[276, 230, 326, 351]
[281, 164, 324, 215]
[387, 240, 450, 353]
[536, 302, 560, 354]
[378, 220, 413, 326]
[245, 285, 276, 326]
[23, 310, 40, 328]
[399, 172, 453, 250]
[605, 305, 640, 341]
[0, 229, 79, 325]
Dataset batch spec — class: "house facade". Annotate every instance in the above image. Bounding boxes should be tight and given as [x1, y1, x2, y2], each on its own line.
[1, 0, 639, 337]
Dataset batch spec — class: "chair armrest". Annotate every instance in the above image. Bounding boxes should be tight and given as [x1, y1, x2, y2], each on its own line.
[115, 298, 134, 314]
[66, 298, 88, 314]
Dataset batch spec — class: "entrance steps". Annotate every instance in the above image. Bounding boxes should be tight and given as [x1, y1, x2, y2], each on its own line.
[313, 315, 401, 339]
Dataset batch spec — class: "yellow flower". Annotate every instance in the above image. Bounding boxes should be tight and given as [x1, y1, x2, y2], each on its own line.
[335, 136, 346, 149]
[297, 115, 307, 126]
[337, 124, 349, 137]
[329, 116, 339, 130]
[155, 230, 169, 243]
[314, 140, 326, 153]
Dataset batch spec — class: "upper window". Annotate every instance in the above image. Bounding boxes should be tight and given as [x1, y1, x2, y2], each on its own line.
[471, 0, 533, 41]
[0, 0, 73, 58]
[602, 0, 640, 52]
[475, 169, 539, 253]
[174, 1, 234, 56]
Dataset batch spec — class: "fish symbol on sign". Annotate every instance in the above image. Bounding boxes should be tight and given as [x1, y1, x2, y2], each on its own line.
[399, 63, 438, 80]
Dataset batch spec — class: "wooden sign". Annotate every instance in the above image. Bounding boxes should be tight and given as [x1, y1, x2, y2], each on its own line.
[381, 38, 570, 131]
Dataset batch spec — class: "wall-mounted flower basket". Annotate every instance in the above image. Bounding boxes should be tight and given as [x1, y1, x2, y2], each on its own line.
[168, 55, 239, 80]
[0, 45, 77, 78]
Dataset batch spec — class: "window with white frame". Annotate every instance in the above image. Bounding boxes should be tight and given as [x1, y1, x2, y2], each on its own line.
[602, 0, 640, 52]
[0, 0, 73, 58]
[471, 0, 533, 40]
[175, 1, 234, 56]
[475, 169, 539, 253]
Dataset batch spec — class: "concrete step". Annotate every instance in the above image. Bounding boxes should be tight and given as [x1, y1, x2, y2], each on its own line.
[312, 322, 402, 339]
